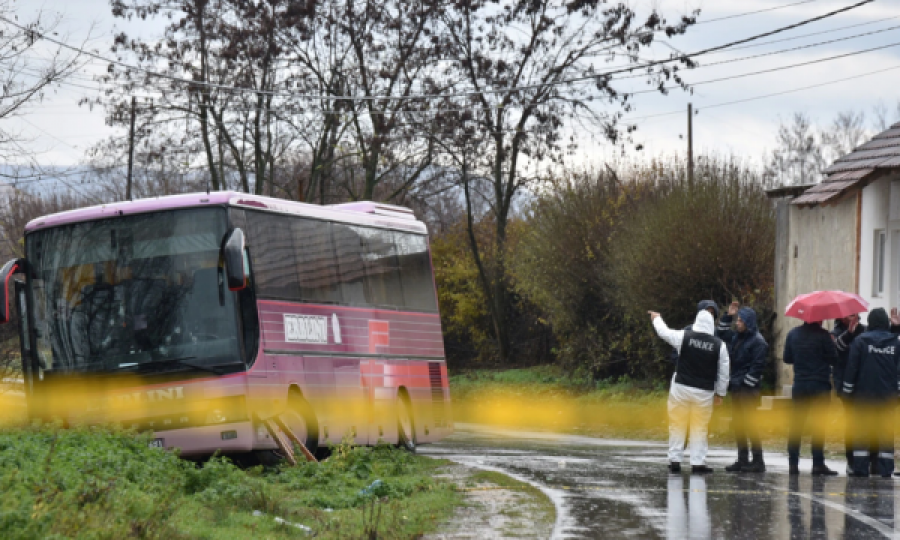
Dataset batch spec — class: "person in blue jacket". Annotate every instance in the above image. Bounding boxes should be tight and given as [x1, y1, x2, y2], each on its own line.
[832, 313, 866, 470]
[783, 317, 839, 476]
[720, 302, 768, 473]
[842, 308, 900, 477]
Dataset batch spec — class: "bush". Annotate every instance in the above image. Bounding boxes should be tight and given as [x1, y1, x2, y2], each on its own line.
[512, 157, 775, 381]
[432, 219, 553, 366]
[608, 157, 775, 378]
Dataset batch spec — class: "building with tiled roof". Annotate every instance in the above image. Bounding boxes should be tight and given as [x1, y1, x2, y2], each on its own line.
[767, 121, 900, 388]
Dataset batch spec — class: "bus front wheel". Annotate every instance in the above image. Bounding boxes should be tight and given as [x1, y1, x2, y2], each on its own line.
[397, 393, 417, 453]
[281, 394, 318, 456]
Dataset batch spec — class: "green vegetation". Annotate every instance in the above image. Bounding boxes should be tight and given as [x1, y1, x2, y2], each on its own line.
[451, 365, 668, 402]
[451, 366, 847, 457]
[451, 366, 672, 439]
[0, 424, 461, 539]
[437, 158, 777, 386]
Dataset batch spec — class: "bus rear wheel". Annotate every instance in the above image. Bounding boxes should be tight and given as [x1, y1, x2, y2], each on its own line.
[397, 393, 417, 453]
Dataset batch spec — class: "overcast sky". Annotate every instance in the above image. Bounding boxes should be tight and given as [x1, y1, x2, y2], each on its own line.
[10, 0, 900, 170]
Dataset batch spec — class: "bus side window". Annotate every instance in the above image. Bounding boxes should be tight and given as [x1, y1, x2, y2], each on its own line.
[357, 227, 402, 309]
[332, 223, 367, 307]
[291, 219, 341, 304]
[396, 233, 437, 312]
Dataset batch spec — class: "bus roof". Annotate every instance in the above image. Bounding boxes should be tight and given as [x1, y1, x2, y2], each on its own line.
[24, 192, 428, 235]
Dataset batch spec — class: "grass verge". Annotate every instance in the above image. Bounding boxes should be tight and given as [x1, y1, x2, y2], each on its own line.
[0, 424, 462, 539]
[450, 365, 850, 458]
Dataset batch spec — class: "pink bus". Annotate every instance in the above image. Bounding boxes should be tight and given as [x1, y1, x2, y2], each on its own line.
[0, 192, 452, 461]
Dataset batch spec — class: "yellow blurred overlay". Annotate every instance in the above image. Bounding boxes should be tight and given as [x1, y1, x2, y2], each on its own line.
[452, 386, 875, 448]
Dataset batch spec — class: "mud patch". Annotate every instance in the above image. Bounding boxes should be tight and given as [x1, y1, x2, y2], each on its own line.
[426, 462, 555, 539]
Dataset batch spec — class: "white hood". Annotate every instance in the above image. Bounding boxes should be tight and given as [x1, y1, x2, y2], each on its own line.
[691, 310, 714, 336]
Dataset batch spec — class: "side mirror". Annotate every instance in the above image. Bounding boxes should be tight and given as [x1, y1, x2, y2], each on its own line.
[222, 229, 248, 291]
[0, 258, 25, 324]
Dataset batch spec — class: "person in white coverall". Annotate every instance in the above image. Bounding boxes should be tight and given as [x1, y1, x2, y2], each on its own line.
[649, 309, 730, 474]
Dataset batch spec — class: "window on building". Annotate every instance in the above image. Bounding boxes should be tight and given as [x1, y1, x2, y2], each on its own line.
[874, 229, 886, 297]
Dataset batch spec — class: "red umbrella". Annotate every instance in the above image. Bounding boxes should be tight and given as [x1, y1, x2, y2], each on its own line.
[784, 290, 869, 323]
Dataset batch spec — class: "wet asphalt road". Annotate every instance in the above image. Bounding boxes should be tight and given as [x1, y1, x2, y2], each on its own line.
[420, 424, 900, 539]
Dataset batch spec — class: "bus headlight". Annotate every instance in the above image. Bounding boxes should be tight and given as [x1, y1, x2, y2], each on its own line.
[203, 396, 246, 425]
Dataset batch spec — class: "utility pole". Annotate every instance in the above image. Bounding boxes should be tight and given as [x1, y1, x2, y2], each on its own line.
[687, 102, 694, 187]
[126, 96, 136, 201]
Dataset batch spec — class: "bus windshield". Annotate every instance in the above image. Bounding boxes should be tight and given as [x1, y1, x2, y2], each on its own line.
[25, 207, 245, 375]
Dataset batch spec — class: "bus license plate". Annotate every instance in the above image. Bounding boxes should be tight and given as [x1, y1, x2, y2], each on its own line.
[149, 438, 165, 449]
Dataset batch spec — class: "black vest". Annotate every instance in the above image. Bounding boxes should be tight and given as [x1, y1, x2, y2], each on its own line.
[676, 330, 722, 391]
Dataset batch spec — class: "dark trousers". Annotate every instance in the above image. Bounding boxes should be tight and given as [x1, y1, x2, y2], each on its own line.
[731, 386, 762, 458]
[787, 381, 831, 466]
[839, 393, 876, 466]
[850, 401, 895, 477]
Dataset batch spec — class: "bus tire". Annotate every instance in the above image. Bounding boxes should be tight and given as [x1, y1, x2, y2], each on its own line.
[397, 391, 417, 453]
[253, 393, 318, 465]
[282, 392, 318, 456]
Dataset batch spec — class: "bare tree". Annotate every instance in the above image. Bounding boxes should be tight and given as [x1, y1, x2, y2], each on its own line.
[278, 0, 447, 204]
[432, 0, 697, 362]
[92, 0, 314, 196]
[764, 113, 825, 187]
[0, 2, 86, 176]
[872, 100, 900, 132]
[821, 110, 868, 162]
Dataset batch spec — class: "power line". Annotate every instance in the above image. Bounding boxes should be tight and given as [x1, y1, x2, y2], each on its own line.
[0, 0, 873, 103]
[708, 14, 900, 53]
[626, 40, 900, 97]
[616, 22, 900, 83]
[38, 18, 898, 121]
[621, 63, 900, 124]
[695, 0, 820, 25]
[15, 64, 900, 176]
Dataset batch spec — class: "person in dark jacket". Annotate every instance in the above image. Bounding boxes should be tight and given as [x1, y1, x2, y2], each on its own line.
[720, 303, 768, 473]
[842, 308, 900, 477]
[783, 318, 839, 476]
[832, 314, 866, 469]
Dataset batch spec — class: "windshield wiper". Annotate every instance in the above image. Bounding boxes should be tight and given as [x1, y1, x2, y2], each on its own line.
[155, 357, 227, 375]
[116, 356, 225, 375]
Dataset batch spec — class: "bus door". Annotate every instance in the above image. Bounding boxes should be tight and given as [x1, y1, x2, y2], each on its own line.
[333, 357, 368, 445]
[14, 280, 38, 413]
[362, 359, 387, 445]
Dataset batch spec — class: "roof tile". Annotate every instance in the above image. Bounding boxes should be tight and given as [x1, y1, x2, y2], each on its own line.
[822, 158, 890, 173]
[855, 138, 900, 151]
[871, 127, 900, 140]
[831, 146, 900, 162]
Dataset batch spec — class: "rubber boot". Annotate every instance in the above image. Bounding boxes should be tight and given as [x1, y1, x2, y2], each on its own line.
[744, 451, 766, 473]
[811, 464, 838, 476]
[725, 450, 748, 473]
[669, 462, 681, 474]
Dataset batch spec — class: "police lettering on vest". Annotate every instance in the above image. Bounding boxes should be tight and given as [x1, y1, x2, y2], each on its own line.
[869, 345, 896, 355]
[689, 338, 715, 352]
[676, 330, 723, 392]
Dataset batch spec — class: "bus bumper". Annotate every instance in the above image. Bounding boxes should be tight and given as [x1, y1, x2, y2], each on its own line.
[154, 420, 260, 457]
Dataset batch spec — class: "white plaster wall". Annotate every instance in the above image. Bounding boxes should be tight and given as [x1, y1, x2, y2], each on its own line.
[859, 175, 895, 322]
[774, 195, 858, 387]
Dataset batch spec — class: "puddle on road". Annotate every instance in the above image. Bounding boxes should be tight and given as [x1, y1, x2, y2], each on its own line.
[424, 426, 900, 539]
